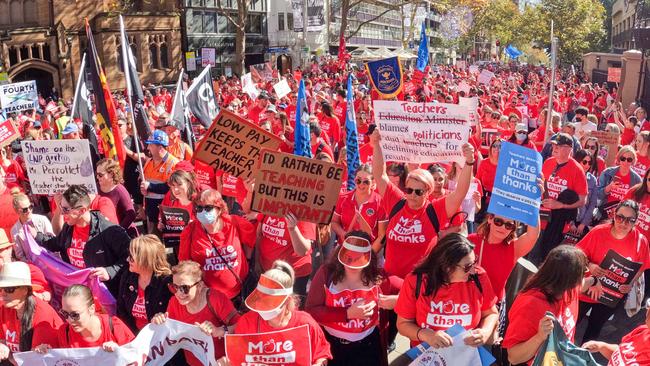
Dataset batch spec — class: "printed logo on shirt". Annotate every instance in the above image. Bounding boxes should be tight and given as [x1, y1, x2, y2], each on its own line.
[225, 325, 311, 366]
[4, 329, 17, 352]
[610, 183, 630, 202]
[557, 306, 576, 340]
[637, 206, 650, 232]
[262, 219, 288, 246]
[388, 216, 426, 244]
[132, 295, 147, 321]
[425, 300, 472, 328]
[546, 175, 568, 199]
[68, 236, 86, 269]
[610, 341, 639, 366]
[204, 246, 239, 271]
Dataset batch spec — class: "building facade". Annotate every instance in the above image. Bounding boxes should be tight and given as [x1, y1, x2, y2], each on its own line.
[612, 0, 638, 53]
[0, 0, 181, 101]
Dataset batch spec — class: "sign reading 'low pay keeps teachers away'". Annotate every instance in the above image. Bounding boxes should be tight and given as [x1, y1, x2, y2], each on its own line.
[21, 139, 97, 195]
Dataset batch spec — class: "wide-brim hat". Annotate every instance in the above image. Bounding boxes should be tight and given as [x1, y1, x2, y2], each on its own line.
[338, 236, 372, 269]
[0, 262, 32, 288]
[245, 274, 293, 313]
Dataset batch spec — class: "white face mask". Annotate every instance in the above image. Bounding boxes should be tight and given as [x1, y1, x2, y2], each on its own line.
[634, 125, 641, 134]
[257, 307, 283, 321]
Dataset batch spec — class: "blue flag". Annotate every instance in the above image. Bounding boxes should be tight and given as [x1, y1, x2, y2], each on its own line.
[365, 56, 403, 99]
[487, 142, 542, 227]
[505, 44, 523, 59]
[294, 79, 311, 158]
[416, 22, 429, 72]
[345, 75, 360, 191]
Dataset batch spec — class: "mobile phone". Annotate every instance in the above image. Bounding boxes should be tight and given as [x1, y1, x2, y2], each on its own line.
[366, 124, 377, 136]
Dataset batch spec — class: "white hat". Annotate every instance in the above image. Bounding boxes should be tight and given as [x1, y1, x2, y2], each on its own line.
[0, 262, 32, 288]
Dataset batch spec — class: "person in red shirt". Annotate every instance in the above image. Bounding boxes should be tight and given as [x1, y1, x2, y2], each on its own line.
[0, 262, 62, 361]
[318, 102, 341, 148]
[598, 146, 641, 210]
[576, 200, 650, 343]
[152, 260, 239, 365]
[305, 232, 401, 366]
[370, 129, 475, 278]
[36, 284, 134, 353]
[507, 123, 535, 150]
[633, 132, 650, 178]
[309, 122, 334, 161]
[582, 299, 650, 365]
[503, 245, 595, 365]
[583, 137, 607, 176]
[158, 169, 196, 259]
[626, 168, 650, 240]
[0, 147, 25, 191]
[246, 92, 269, 124]
[223, 260, 332, 366]
[395, 233, 498, 349]
[179, 189, 255, 300]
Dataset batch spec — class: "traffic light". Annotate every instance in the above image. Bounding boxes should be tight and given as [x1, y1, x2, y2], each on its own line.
[496, 40, 501, 47]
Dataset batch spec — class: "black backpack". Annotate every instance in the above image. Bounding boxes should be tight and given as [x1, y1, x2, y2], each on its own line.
[386, 198, 440, 238]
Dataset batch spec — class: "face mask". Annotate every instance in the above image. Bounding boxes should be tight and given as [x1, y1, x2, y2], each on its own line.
[516, 133, 528, 141]
[196, 209, 217, 225]
[258, 307, 283, 321]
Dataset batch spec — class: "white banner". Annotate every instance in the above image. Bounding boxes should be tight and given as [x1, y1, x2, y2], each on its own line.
[273, 79, 291, 99]
[0, 80, 38, 114]
[409, 331, 481, 366]
[374, 101, 471, 166]
[21, 139, 98, 195]
[15, 319, 216, 366]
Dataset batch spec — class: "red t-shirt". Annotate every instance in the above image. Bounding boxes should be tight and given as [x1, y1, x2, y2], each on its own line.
[382, 183, 449, 278]
[247, 105, 264, 124]
[132, 287, 148, 330]
[359, 143, 373, 164]
[625, 189, 650, 239]
[2, 160, 25, 190]
[468, 234, 516, 299]
[542, 157, 588, 200]
[632, 155, 650, 178]
[68, 224, 90, 269]
[394, 268, 497, 348]
[608, 325, 650, 366]
[607, 170, 632, 203]
[319, 115, 341, 146]
[258, 215, 316, 278]
[0, 297, 62, 352]
[576, 224, 650, 303]
[0, 191, 19, 241]
[476, 159, 498, 193]
[333, 101, 347, 125]
[90, 196, 118, 225]
[502, 288, 579, 365]
[179, 217, 256, 299]
[167, 288, 239, 365]
[334, 190, 386, 241]
[55, 314, 134, 348]
[234, 310, 332, 364]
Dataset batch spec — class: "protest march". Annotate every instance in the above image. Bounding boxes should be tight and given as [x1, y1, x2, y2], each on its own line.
[0, 11, 649, 366]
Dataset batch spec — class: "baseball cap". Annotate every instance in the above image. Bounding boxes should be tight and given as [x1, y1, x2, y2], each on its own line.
[145, 130, 169, 147]
[515, 123, 527, 133]
[551, 133, 573, 147]
[62, 123, 79, 135]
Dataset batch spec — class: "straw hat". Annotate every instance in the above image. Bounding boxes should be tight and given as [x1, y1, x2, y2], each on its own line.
[0, 262, 32, 288]
[338, 236, 372, 269]
[245, 274, 293, 312]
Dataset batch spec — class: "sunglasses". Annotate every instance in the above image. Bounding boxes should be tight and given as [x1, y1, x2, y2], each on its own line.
[60, 205, 84, 214]
[59, 309, 82, 321]
[405, 187, 427, 196]
[355, 178, 371, 185]
[194, 205, 215, 213]
[581, 159, 592, 165]
[585, 145, 597, 151]
[492, 216, 517, 230]
[0, 287, 18, 294]
[619, 157, 634, 163]
[614, 214, 637, 225]
[18, 205, 33, 214]
[457, 258, 479, 273]
[168, 280, 201, 295]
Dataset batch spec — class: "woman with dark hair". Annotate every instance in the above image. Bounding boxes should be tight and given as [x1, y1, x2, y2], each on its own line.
[158, 169, 197, 259]
[426, 165, 448, 200]
[633, 131, 650, 177]
[503, 245, 595, 365]
[583, 136, 606, 176]
[318, 102, 341, 147]
[508, 123, 534, 149]
[0, 262, 62, 363]
[570, 149, 599, 237]
[475, 138, 502, 223]
[306, 231, 401, 366]
[395, 233, 498, 348]
[386, 163, 408, 192]
[576, 199, 650, 343]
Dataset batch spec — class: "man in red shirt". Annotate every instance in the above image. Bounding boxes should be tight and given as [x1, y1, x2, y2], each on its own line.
[246, 92, 269, 124]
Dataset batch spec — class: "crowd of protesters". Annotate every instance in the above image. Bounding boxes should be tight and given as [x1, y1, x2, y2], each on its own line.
[0, 56, 647, 366]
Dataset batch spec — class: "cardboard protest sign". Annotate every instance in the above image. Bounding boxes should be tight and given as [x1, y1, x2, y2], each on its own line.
[160, 206, 191, 245]
[596, 249, 642, 308]
[373, 101, 471, 166]
[21, 139, 97, 195]
[225, 325, 311, 366]
[273, 79, 291, 99]
[0, 119, 20, 147]
[607, 67, 621, 83]
[488, 142, 542, 227]
[588, 131, 620, 167]
[251, 150, 344, 224]
[458, 97, 479, 126]
[477, 70, 494, 85]
[0, 81, 38, 114]
[194, 110, 283, 179]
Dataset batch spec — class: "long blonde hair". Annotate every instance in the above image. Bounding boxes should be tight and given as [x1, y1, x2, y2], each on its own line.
[130, 235, 172, 276]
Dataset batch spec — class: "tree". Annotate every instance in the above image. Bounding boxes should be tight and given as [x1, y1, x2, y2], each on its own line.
[217, 0, 249, 75]
[335, 0, 421, 42]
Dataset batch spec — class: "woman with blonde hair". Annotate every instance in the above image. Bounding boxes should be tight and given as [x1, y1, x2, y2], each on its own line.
[117, 235, 173, 332]
[598, 145, 641, 218]
[151, 260, 239, 366]
[96, 158, 136, 232]
[221, 260, 332, 366]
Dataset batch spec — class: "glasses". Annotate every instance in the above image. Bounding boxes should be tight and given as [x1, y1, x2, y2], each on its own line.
[194, 205, 215, 213]
[60, 205, 84, 214]
[405, 187, 427, 196]
[17, 205, 33, 214]
[457, 259, 479, 273]
[168, 281, 201, 295]
[491, 216, 517, 230]
[59, 309, 83, 321]
[619, 157, 634, 163]
[614, 214, 637, 225]
[0, 287, 17, 294]
[581, 159, 592, 166]
[355, 178, 371, 185]
[433, 177, 445, 183]
[585, 145, 597, 151]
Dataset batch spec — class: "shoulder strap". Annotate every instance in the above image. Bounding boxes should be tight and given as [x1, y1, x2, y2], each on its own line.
[388, 198, 407, 220]
[205, 288, 225, 325]
[315, 142, 325, 156]
[415, 273, 423, 300]
[425, 203, 440, 234]
[469, 273, 483, 294]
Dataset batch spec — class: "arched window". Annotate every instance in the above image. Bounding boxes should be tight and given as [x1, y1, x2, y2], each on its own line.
[160, 42, 169, 69]
[149, 43, 159, 69]
[43, 43, 51, 62]
[31, 44, 40, 59]
[8, 47, 18, 66]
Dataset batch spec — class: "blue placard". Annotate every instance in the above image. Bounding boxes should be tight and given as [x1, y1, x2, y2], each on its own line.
[487, 142, 542, 227]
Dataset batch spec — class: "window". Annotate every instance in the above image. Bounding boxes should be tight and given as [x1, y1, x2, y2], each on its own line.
[43, 43, 51, 62]
[217, 13, 228, 33]
[160, 43, 169, 69]
[204, 12, 216, 33]
[190, 11, 203, 34]
[278, 13, 285, 31]
[287, 12, 294, 31]
[20, 45, 28, 61]
[149, 43, 159, 69]
[246, 13, 262, 34]
[8, 47, 18, 66]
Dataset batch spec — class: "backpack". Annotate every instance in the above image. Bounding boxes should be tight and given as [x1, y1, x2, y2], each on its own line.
[388, 198, 440, 235]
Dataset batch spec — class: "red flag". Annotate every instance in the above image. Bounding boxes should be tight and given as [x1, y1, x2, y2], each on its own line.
[338, 35, 350, 71]
[85, 19, 125, 167]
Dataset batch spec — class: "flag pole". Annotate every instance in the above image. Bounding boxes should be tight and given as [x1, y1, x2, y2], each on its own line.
[544, 20, 557, 144]
[119, 15, 145, 183]
[70, 53, 86, 121]
[170, 68, 194, 150]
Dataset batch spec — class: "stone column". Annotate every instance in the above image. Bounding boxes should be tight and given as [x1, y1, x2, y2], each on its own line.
[620, 50, 643, 108]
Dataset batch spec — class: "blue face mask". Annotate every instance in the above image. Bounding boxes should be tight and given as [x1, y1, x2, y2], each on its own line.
[196, 208, 217, 225]
[516, 132, 528, 141]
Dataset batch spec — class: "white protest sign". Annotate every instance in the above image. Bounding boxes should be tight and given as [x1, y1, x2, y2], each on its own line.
[273, 78, 291, 99]
[21, 139, 97, 195]
[241, 73, 259, 100]
[458, 82, 471, 95]
[374, 101, 471, 166]
[469, 65, 479, 74]
[478, 70, 494, 85]
[459, 97, 479, 126]
[201, 48, 216, 67]
[409, 331, 481, 366]
[15, 319, 216, 366]
[0, 81, 38, 114]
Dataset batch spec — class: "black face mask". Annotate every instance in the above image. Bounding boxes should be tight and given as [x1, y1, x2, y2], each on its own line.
[575, 117, 582, 122]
